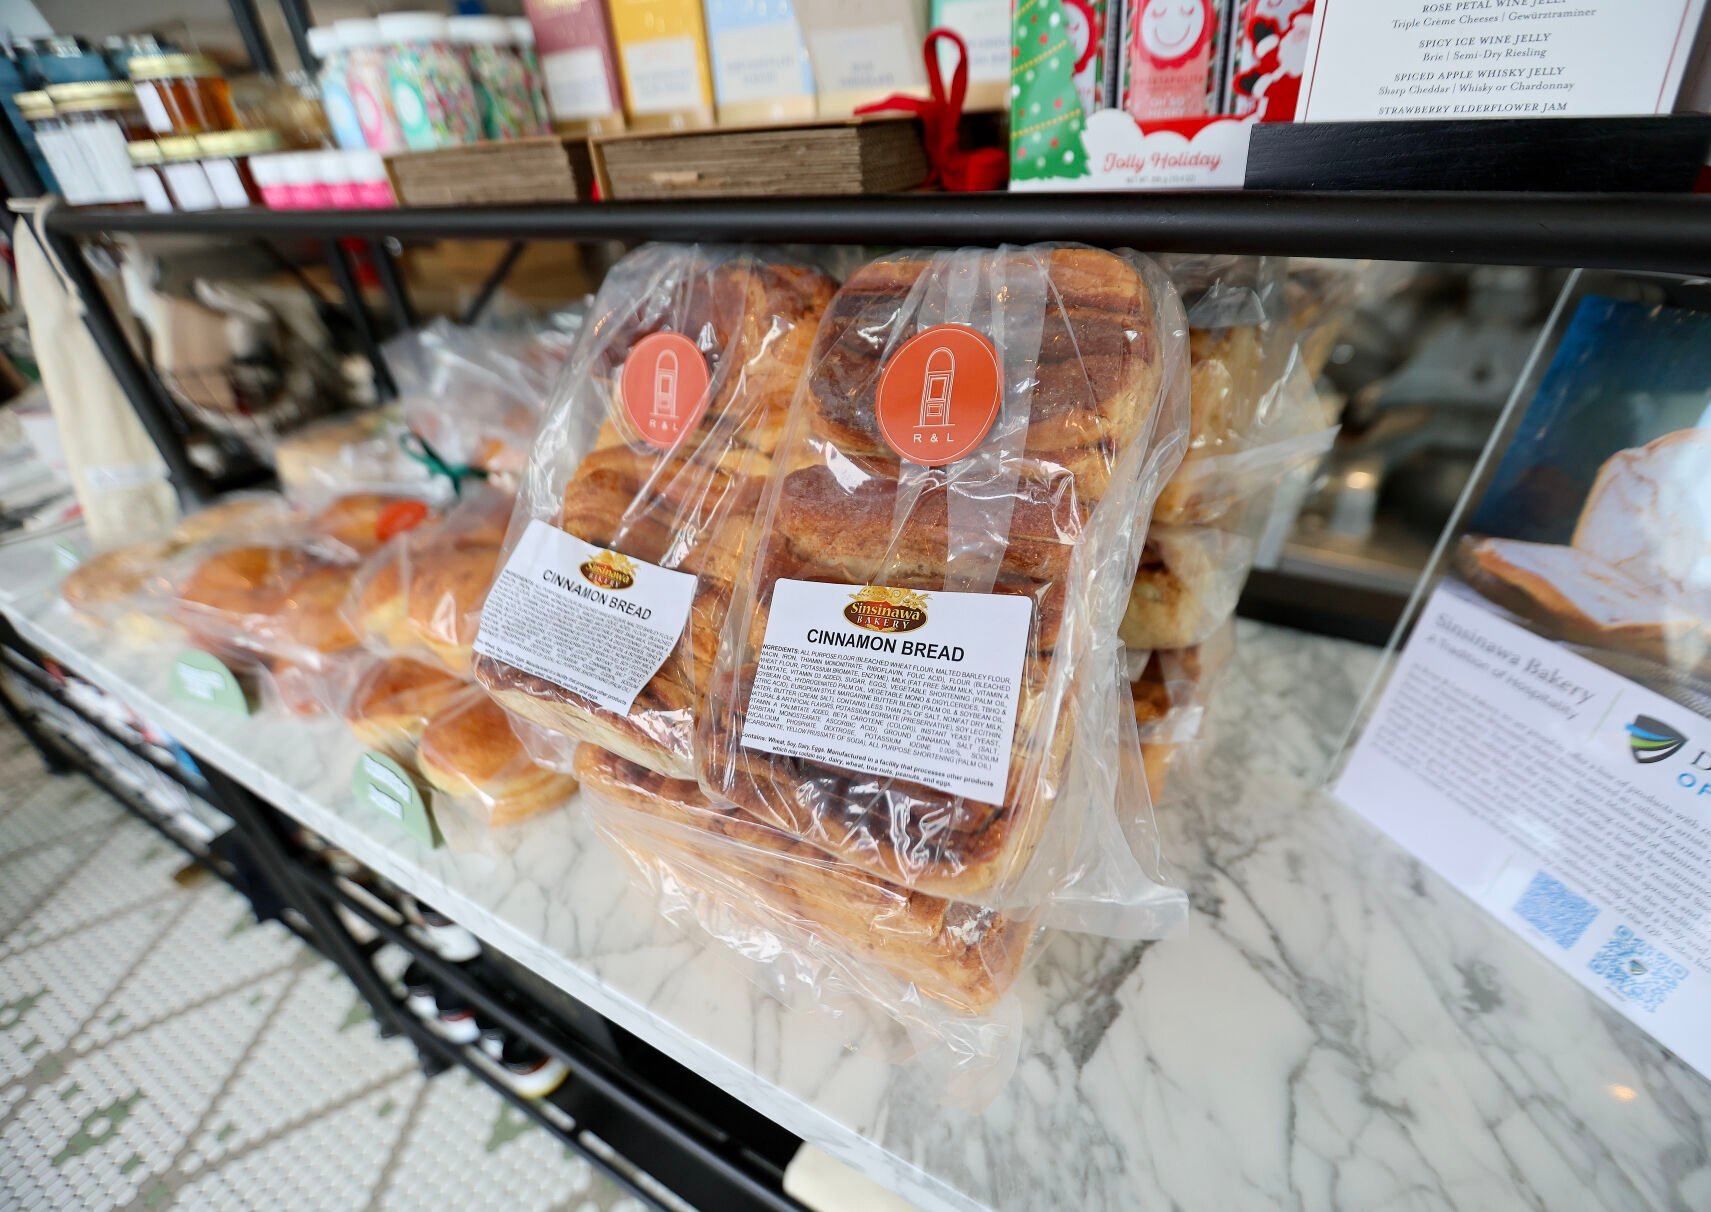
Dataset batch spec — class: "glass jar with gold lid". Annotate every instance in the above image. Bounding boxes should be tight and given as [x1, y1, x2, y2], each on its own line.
[43, 82, 147, 203]
[128, 53, 236, 135]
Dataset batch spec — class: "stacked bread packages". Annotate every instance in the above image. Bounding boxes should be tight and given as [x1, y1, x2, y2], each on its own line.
[467, 242, 1189, 1101]
[330, 482, 577, 832]
[1123, 255, 1338, 805]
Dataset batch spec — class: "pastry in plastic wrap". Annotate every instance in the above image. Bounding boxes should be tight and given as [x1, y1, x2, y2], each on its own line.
[699, 245, 1191, 913]
[339, 655, 469, 755]
[472, 245, 836, 779]
[577, 744, 1030, 1014]
[1118, 525, 1251, 650]
[59, 540, 180, 642]
[416, 689, 578, 825]
[346, 485, 513, 672]
[307, 491, 437, 557]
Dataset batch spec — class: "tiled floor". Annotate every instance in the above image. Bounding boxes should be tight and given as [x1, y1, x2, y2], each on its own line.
[0, 721, 649, 1212]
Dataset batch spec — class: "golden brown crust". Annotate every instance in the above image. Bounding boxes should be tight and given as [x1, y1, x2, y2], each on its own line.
[176, 544, 315, 618]
[308, 493, 435, 556]
[343, 656, 468, 751]
[576, 745, 1029, 1012]
[404, 545, 501, 674]
[416, 693, 576, 822]
[61, 541, 175, 613]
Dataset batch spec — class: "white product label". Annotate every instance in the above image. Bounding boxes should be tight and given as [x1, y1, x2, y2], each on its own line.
[543, 46, 616, 119]
[740, 579, 1032, 805]
[712, 22, 807, 103]
[806, 25, 920, 94]
[204, 158, 251, 208]
[473, 519, 698, 715]
[935, 0, 1010, 83]
[163, 161, 218, 212]
[136, 86, 172, 133]
[1337, 585, 1711, 1081]
[1298, 0, 1708, 121]
[622, 35, 705, 113]
[71, 121, 141, 204]
[134, 168, 172, 213]
[37, 128, 98, 204]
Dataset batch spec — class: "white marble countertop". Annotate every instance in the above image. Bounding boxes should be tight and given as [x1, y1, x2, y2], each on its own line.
[3, 528, 1707, 1212]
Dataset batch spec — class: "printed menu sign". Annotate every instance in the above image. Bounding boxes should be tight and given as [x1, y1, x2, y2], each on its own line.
[1336, 285, 1711, 1081]
[1297, 0, 1707, 120]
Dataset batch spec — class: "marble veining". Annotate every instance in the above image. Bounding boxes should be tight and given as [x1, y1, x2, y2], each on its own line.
[2, 529, 1707, 1212]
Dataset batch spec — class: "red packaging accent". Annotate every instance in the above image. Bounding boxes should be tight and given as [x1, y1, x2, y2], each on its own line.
[1122, 0, 1222, 121]
[1227, 0, 1313, 120]
[875, 324, 1001, 466]
[620, 332, 711, 449]
[855, 28, 1007, 192]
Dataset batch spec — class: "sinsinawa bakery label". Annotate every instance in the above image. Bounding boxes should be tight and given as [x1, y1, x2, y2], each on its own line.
[474, 520, 697, 715]
[875, 324, 1002, 467]
[742, 578, 1032, 804]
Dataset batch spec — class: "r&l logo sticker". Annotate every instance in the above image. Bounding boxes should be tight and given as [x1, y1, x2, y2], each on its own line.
[580, 549, 637, 590]
[875, 324, 1001, 466]
[844, 585, 929, 633]
[1626, 715, 1686, 764]
[620, 331, 711, 450]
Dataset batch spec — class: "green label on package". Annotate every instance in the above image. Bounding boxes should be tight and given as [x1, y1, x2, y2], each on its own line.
[352, 750, 438, 846]
[171, 651, 250, 716]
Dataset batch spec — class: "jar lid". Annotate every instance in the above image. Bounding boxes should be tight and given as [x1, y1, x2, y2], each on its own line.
[156, 135, 203, 160]
[127, 140, 162, 164]
[14, 90, 53, 115]
[508, 18, 535, 45]
[376, 13, 450, 42]
[128, 53, 222, 81]
[448, 16, 509, 44]
[306, 26, 340, 59]
[46, 81, 141, 111]
[196, 128, 282, 156]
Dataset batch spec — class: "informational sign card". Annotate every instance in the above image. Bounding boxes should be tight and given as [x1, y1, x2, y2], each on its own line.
[1336, 283, 1711, 1080]
[1297, 0, 1708, 121]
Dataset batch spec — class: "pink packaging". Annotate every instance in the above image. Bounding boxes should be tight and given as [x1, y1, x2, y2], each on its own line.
[320, 151, 359, 209]
[249, 155, 292, 209]
[347, 151, 396, 208]
[283, 153, 330, 209]
[1121, 0, 1225, 121]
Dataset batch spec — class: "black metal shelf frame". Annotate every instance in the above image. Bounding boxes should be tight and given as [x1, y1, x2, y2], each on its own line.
[43, 191, 1711, 276]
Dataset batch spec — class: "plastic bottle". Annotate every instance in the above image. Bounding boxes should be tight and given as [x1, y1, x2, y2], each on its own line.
[379, 12, 481, 151]
[337, 18, 405, 152]
[507, 18, 552, 132]
[310, 25, 367, 151]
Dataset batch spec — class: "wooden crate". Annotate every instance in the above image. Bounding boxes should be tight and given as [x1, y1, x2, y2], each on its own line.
[386, 137, 597, 207]
[590, 116, 927, 199]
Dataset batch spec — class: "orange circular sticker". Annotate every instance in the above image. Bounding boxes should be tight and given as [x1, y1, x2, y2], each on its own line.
[620, 332, 712, 450]
[875, 324, 1001, 467]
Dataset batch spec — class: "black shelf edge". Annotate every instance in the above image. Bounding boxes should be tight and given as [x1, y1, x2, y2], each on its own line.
[47, 191, 1711, 273]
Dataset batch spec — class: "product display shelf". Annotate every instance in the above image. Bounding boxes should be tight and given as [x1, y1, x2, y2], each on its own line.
[45, 191, 1711, 274]
[3, 528, 1708, 1212]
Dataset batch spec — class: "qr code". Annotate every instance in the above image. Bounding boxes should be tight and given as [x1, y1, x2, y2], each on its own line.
[1588, 926, 1689, 1012]
[1512, 870, 1599, 949]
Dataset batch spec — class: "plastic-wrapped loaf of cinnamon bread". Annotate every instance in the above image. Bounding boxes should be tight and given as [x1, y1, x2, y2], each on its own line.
[697, 245, 1192, 925]
[576, 743, 1030, 1101]
[471, 245, 836, 778]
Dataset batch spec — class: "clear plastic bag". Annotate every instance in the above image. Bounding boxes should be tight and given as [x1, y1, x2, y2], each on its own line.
[345, 483, 513, 674]
[697, 245, 1191, 929]
[391, 315, 584, 488]
[327, 652, 470, 761]
[472, 245, 837, 778]
[576, 743, 1030, 1107]
[166, 491, 440, 679]
[415, 686, 578, 827]
[274, 408, 438, 504]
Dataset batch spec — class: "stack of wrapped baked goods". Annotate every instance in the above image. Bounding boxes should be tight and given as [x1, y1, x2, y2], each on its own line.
[1118, 255, 1338, 805]
[164, 490, 441, 714]
[58, 492, 298, 646]
[472, 242, 1191, 1096]
[332, 483, 576, 828]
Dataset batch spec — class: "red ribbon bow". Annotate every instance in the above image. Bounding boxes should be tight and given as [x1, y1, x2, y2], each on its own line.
[855, 28, 1008, 193]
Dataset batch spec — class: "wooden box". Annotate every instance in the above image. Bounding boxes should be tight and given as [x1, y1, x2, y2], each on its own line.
[386, 137, 597, 208]
[590, 116, 927, 199]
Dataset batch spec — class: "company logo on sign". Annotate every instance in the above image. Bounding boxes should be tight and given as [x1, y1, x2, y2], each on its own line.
[874, 324, 1001, 467]
[1625, 715, 1686, 764]
[844, 585, 929, 633]
[620, 331, 712, 450]
[580, 549, 637, 591]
